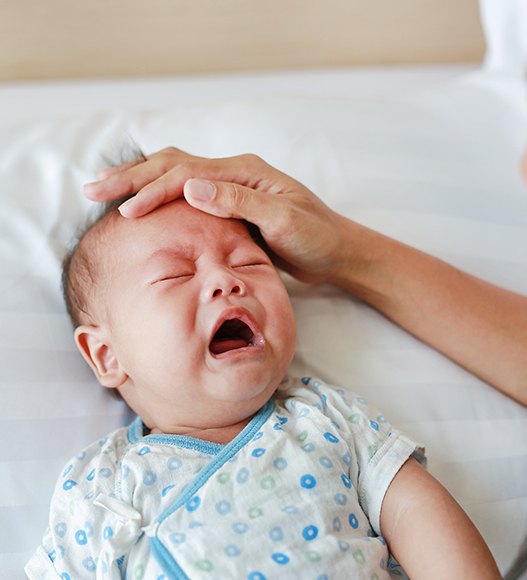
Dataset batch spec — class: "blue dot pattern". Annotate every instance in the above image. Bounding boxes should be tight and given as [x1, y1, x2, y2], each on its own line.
[28, 376, 420, 579]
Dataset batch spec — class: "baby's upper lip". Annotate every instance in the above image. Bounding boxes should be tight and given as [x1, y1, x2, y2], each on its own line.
[208, 307, 264, 351]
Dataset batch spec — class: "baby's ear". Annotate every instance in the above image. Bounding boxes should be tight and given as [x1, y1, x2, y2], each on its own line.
[74, 325, 128, 389]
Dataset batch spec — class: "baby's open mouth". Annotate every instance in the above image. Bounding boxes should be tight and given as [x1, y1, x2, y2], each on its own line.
[209, 318, 256, 355]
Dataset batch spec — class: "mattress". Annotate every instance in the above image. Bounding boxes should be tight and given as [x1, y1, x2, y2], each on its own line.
[1, 65, 526, 578]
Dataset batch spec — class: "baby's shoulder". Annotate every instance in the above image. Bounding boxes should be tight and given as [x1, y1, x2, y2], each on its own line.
[276, 376, 392, 439]
[55, 424, 131, 497]
[277, 376, 381, 416]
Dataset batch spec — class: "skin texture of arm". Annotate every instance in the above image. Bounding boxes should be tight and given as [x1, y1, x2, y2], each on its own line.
[85, 148, 527, 405]
[380, 459, 501, 579]
[330, 215, 527, 405]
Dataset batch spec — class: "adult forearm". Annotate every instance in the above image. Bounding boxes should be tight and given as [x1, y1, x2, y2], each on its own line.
[331, 216, 527, 405]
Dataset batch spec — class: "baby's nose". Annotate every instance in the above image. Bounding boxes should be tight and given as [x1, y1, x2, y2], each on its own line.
[212, 283, 244, 298]
[202, 269, 247, 301]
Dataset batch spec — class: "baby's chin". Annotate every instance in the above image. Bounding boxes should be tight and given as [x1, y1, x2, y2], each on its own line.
[117, 362, 289, 435]
[192, 364, 287, 421]
[205, 365, 286, 404]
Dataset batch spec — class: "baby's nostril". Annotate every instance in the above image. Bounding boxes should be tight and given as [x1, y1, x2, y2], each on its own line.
[212, 284, 242, 298]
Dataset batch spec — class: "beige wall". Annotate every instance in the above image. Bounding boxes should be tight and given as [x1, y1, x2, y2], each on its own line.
[0, 0, 485, 82]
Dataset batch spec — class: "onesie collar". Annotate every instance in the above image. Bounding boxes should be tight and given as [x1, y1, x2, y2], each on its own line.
[127, 398, 275, 457]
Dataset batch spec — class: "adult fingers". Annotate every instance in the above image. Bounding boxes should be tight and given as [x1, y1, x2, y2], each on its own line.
[84, 147, 194, 201]
[95, 159, 144, 181]
[183, 178, 286, 236]
[116, 154, 287, 218]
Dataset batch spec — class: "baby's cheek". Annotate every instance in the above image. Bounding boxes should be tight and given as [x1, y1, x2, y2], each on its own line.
[273, 294, 297, 350]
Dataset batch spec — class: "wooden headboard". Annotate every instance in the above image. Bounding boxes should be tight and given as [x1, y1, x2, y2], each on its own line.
[0, 0, 485, 82]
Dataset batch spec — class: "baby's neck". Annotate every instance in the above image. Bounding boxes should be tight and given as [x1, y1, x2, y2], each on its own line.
[149, 416, 252, 445]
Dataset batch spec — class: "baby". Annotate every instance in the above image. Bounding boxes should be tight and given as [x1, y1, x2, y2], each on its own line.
[26, 199, 499, 579]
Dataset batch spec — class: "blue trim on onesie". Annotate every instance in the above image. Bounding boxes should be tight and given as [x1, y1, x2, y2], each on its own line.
[127, 416, 144, 444]
[149, 398, 275, 579]
[145, 434, 223, 456]
[127, 416, 224, 456]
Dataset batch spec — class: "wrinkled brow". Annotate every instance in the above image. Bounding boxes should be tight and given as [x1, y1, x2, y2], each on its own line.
[148, 246, 196, 262]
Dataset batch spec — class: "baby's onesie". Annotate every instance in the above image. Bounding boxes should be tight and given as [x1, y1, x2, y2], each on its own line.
[26, 376, 422, 579]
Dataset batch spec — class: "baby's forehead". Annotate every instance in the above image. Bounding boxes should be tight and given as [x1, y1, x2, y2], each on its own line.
[103, 200, 258, 259]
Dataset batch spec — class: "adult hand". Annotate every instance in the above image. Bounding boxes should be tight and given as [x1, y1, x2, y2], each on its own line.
[85, 147, 356, 285]
[86, 146, 527, 404]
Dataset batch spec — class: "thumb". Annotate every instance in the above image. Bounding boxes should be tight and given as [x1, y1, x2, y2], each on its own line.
[183, 178, 278, 227]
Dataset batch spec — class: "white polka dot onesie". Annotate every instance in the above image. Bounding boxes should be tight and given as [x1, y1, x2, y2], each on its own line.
[26, 377, 422, 579]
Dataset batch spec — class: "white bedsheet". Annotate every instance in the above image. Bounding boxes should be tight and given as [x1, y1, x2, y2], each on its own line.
[1, 66, 526, 578]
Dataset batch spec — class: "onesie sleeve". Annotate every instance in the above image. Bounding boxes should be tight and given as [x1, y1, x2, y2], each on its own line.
[291, 377, 425, 537]
[25, 428, 132, 579]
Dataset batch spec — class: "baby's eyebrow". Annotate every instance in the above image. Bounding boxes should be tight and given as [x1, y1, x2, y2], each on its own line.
[148, 246, 195, 262]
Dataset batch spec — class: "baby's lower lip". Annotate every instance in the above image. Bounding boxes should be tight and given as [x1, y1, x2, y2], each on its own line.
[209, 342, 265, 360]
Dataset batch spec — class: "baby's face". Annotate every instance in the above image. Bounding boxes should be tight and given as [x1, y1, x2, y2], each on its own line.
[95, 200, 296, 433]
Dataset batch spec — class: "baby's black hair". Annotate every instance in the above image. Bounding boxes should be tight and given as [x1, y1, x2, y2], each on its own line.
[62, 142, 147, 328]
[62, 193, 136, 328]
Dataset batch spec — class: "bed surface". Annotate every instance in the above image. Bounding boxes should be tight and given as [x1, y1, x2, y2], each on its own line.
[1, 65, 526, 578]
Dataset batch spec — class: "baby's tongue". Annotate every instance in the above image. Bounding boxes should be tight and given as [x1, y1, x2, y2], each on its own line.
[210, 337, 248, 355]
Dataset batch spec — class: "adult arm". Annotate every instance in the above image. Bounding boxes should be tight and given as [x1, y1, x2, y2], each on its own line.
[333, 219, 527, 405]
[85, 148, 527, 404]
[380, 458, 501, 579]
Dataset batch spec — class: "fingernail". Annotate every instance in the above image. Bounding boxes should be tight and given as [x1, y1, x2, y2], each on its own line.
[186, 179, 216, 201]
[118, 199, 133, 217]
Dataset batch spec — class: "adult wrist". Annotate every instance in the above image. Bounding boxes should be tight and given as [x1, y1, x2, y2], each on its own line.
[327, 214, 396, 305]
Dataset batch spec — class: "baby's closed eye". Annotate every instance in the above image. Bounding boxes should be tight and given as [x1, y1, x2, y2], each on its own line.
[231, 261, 269, 269]
[150, 271, 194, 284]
